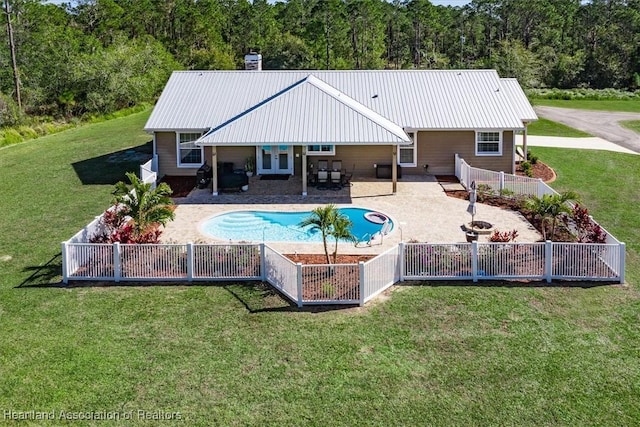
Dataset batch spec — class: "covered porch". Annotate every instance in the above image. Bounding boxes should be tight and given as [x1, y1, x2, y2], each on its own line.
[194, 74, 411, 197]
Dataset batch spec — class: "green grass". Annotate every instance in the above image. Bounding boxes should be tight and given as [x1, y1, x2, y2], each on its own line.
[1, 115, 640, 425]
[620, 120, 640, 134]
[527, 118, 592, 137]
[533, 98, 640, 113]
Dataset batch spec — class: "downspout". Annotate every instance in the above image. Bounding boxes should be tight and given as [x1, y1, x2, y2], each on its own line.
[302, 146, 307, 196]
[392, 145, 398, 194]
[211, 146, 218, 196]
[522, 121, 529, 164]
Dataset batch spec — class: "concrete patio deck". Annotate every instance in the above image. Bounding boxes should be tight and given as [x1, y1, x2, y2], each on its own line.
[160, 174, 541, 255]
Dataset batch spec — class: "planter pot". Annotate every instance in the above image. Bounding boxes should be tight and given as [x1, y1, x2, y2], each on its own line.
[465, 231, 479, 242]
[246, 171, 253, 177]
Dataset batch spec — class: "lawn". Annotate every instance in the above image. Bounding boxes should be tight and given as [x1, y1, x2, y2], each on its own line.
[620, 120, 640, 134]
[532, 98, 640, 113]
[527, 117, 591, 137]
[1, 114, 639, 426]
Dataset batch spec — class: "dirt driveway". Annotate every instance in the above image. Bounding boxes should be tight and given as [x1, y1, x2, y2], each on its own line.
[535, 106, 640, 153]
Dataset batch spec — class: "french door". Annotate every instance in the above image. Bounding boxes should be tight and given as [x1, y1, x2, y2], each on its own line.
[257, 145, 293, 175]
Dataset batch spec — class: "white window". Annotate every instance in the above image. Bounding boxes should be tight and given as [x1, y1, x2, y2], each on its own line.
[306, 144, 335, 156]
[475, 131, 502, 156]
[398, 131, 417, 167]
[176, 132, 204, 167]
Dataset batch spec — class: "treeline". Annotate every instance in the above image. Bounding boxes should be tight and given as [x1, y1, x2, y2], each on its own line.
[1, 0, 639, 124]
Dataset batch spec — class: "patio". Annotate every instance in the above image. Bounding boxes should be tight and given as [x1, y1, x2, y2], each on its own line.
[160, 174, 542, 255]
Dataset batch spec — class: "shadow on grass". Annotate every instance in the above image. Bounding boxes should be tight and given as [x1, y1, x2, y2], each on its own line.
[399, 279, 620, 289]
[17, 253, 65, 288]
[72, 141, 152, 185]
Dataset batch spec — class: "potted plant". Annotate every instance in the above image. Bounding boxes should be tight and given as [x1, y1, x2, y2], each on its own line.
[245, 157, 255, 177]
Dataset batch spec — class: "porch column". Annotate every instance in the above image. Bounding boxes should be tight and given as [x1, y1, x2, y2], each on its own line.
[522, 122, 529, 164]
[211, 146, 218, 196]
[301, 146, 307, 196]
[392, 145, 398, 194]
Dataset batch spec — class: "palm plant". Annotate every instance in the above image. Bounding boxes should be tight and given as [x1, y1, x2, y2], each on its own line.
[299, 204, 338, 264]
[330, 214, 357, 263]
[523, 191, 580, 241]
[113, 172, 175, 238]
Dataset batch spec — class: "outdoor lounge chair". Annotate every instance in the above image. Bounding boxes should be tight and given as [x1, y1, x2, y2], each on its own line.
[317, 170, 329, 189]
[331, 160, 342, 172]
[317, 159, 328, 170]
[341, 164, 354, 186]
[330, 171, 342, 190]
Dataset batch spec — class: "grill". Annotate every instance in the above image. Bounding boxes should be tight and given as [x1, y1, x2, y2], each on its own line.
[196, 162, 213, 189]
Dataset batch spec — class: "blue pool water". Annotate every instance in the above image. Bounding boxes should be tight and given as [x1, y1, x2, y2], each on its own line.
[201, 207, 393, 243]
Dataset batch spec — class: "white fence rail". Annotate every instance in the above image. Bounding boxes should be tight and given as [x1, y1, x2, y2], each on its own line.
[140, 158, 157, 188]
[61, 157, 626, 304]
[263, 245, 299, 304]
[455, 153, 556, 198]
[301, 264, 361, 305]
[363, 245, 400, 303]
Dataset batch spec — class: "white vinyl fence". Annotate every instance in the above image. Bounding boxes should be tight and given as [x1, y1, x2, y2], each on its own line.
[63, 239, 626, 305]
[60, 157, 626, 305]
[402, 241, 625, 283]
[140, 157, 157, 188]
[455, 153, 556, 198]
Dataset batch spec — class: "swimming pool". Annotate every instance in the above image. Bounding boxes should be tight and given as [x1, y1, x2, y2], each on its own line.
[201, 207, 393, 243]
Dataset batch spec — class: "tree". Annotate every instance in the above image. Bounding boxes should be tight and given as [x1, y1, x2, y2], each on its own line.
[330, 214, 357, 263]
[523, 191, 580, 241]
[113, 172, 175, 239]
[299, 204, 357, 264]
[299, 204, 337, 264]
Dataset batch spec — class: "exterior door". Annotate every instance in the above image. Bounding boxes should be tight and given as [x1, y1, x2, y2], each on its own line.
[257, 145, 293, 174]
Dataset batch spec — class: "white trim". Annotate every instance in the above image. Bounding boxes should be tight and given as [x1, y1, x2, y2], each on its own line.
[475, 130, 503, 156]
[176, 132, 204, 168]
[306, 144, 335, 156]
[398, 131, 417, 167]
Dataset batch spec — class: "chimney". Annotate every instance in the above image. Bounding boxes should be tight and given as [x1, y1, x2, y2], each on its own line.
[244, 52, 262, 71]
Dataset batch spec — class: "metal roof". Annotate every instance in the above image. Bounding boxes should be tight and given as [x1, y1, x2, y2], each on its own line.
[196, 75, 410, 145]
[144, 70, 535, 143]
[499, 78, 538, 122]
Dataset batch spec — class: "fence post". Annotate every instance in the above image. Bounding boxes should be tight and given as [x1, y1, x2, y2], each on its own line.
[187, 242, 194, 282]
[545, 240, 552, 283]
[260, 243, 266, 280]
[398, 242, 405, 282]
[455, 153, 460, 180]
[61, 241, 69, 284]
[619, 242, 626, 284]
[499, 171, 505, 192]
[471, 241, 478, 282]
[114, 242, 121, 282]
[296, 263, 303, 308]
[359, 261, 366, 306]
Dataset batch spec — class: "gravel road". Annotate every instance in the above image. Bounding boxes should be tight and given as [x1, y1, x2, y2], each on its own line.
[534, 106, 640, 153]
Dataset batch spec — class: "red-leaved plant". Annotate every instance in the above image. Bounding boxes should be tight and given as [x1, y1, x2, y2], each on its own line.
[489, 229, 519, 242]
[565, 204, 607, 243]
[90, 203, 162, 244]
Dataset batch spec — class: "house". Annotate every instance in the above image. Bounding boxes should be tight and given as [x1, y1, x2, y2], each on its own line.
[144, 67, 537, 195]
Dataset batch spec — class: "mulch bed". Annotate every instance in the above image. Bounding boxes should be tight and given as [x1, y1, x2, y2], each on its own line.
[160, 175, 196, 198]
[516, 160, 556, 182]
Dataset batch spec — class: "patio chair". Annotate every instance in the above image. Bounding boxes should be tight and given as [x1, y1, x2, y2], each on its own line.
[317, 170, 329, 189]
[330, 171, 342, 190]
[341, 163, 354, 186]
[331, 160, 342, 172]
[317, 159, 328, 170]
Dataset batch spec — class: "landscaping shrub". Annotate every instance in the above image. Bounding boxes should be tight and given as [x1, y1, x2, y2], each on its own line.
[527, 88, 640, 101]
[0, 129, 23, 146]
[489, 229, 519, 242]
[564, 204, 607, 243]
[521, 161, 533, 177]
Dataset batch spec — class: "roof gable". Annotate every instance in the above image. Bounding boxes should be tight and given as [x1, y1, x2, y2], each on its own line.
[196, 74, 410, 145]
